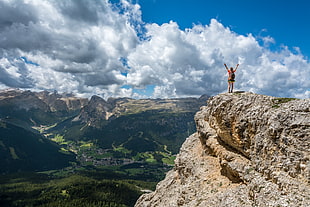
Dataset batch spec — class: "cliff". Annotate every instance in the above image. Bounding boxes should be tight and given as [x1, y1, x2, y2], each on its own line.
[135, 92, 310, 207]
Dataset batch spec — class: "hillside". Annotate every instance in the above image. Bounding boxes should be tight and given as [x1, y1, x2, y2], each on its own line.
[135, 92, 310, 207]
[0, 121, 75, 173]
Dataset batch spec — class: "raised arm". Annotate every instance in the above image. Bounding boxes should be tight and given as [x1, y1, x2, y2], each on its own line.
[224, 63, 229, 70]
[235, 64, 239, 71]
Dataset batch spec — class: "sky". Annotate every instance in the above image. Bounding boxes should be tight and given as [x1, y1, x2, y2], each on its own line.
[0, 0, 309, 99]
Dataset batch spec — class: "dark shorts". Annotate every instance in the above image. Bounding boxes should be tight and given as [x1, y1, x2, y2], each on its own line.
[228, 79, 235, 83]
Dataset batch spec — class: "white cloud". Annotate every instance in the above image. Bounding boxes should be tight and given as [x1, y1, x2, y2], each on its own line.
[0, 0, 309, 99]
[127, 19, 310, 98]
[0, 0, 139, 98]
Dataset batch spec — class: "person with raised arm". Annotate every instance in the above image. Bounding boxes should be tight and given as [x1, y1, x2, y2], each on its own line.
[224, 63, 239, 93]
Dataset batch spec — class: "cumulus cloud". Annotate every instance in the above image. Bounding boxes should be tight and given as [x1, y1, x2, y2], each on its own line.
[127, 19, 310, 98]
[0, 0, 309, 99]
[0, 0, 139, 97]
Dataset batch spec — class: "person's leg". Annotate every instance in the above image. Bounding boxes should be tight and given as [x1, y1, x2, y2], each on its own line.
[231, 82, 234, 93]
[228, 82, 231, 93]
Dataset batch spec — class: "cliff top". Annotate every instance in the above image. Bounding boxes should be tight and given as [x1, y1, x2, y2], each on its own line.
[136, 92, 310, 207]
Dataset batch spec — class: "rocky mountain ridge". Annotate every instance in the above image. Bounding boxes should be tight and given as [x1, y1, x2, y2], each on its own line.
[0, 89, 208, 128]
[135, 92, 309, 207]
[0, 89, 88, 112]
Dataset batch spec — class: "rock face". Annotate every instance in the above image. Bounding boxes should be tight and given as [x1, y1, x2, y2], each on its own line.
[76, 95, 114, 127]
[135, 92, 310, 207]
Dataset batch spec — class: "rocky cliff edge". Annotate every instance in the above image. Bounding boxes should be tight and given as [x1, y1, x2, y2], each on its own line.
[135, 92, 310, 207]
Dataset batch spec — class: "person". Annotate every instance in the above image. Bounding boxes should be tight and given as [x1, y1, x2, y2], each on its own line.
[224, 63, 239, 93]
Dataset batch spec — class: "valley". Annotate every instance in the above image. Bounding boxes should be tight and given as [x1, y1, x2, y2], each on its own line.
[0, 89, 208, 206]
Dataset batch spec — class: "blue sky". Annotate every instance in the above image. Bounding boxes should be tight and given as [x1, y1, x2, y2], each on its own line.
[134, 0, 310, 58]
[0, 0, 309, 99]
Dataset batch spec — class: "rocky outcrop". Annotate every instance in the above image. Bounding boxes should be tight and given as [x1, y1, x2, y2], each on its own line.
[36, 90, 88, 112]
[76, 95, 114, 127]
[135, 92, 310, 207]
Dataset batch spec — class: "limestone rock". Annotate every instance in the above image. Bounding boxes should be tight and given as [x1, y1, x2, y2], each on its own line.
[135, 92, 310, 207]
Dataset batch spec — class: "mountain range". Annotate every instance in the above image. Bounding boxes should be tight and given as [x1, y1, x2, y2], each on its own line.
[0, 88, 209, 173]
